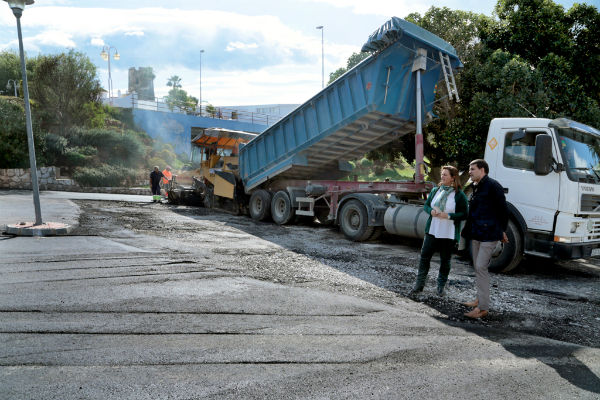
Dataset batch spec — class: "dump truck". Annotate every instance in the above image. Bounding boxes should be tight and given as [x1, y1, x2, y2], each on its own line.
[171, 17, 460, 233]
[170, 17, 600, 273]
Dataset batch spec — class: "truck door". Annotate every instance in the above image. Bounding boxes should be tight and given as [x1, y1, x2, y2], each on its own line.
[496, 128, 559, 232]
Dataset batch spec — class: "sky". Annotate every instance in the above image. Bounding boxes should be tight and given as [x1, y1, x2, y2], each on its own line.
[1, 0, 598, 107]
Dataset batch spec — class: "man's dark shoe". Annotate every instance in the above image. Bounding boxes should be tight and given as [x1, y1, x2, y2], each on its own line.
[436, 286, 445, 297]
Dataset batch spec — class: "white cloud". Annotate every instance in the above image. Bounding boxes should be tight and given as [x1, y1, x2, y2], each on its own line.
[125, 31, 144, 37]
[301, 0, 430, 17]
[90, 37, 104, 46]
[2, 5, 363, 105]
[139, 61, 335, 107]
[225, 41, 259, 52]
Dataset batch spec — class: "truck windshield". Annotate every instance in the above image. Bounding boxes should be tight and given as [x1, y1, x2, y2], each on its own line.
[558, 128, 600, 184]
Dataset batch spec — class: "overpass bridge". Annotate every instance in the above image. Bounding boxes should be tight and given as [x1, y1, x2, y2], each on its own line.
[107, 93, 281, 155]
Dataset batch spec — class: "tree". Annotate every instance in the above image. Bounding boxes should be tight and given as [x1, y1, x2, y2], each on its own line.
[328, 52, 369, 85]
[165, 77, 198, 113]
[483, 0, 600, 126]
[28, 50, 103, 134]
[166, 75, 182, 89]
[205, 103, 216, 117]
[0, 51, 22, 96]
[0, 97, 45, 168]
[566, 4, 600, 103]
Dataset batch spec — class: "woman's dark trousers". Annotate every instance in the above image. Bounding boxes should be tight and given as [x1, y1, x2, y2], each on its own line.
[414, 233, 454, 293]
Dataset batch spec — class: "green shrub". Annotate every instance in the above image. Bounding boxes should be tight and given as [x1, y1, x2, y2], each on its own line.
[0, 96, 45, 168]
[73, 164, 142, 187]
[67, 127, 146, 167]
[63, 149, 88, 166]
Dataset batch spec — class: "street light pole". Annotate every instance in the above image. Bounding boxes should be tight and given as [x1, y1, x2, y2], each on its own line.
[199, 49, 204, 116]
[316, 25, 324, 88]
[100, 45, 120, 104]
[4, 0, 42, 225]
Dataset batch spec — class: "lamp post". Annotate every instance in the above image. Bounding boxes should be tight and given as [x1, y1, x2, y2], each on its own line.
[100, 45, 120, 104]
[4, 0, 42, 225]
[316, 25, 324, 88]
[199, 49, 204, 116]
[7, 79, 18, 96]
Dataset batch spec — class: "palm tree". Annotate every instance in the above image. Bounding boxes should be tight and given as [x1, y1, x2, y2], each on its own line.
[166, 75, 182, 89]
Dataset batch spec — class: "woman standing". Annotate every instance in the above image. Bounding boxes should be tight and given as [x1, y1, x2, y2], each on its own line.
[410, 166, 468, 296]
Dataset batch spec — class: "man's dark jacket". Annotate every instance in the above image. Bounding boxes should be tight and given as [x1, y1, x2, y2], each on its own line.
[463, 175, 508, 242]
[150, 170, 164, 187]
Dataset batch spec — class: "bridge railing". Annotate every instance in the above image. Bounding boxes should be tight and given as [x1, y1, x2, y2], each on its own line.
[127, 93, 281, 126]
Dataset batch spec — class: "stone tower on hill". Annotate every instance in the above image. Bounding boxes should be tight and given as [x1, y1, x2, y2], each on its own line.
[128, 67, 155, 101]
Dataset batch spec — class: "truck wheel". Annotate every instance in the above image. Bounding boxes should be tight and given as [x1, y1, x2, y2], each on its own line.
[339, 199, 374, 241]
[488, 220, 523, 273]
[271, 191, 295, 225]
[249, 190, 272, 221]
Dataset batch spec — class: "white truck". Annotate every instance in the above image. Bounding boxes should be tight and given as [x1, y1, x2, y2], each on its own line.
[464, 117, 600, 272]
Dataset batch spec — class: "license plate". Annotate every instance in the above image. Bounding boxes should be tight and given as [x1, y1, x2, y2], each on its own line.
[592, 248, 600, 257]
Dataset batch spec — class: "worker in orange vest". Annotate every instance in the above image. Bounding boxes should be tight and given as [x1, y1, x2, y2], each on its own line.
[161, 166, 173, 198]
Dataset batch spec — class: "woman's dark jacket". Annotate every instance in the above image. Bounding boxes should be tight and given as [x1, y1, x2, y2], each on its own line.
[423, 186, 469, 242]
[462, 175, 508, 242]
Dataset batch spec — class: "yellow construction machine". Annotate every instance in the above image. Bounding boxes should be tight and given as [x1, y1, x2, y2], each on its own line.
[167, 128, 257, 212]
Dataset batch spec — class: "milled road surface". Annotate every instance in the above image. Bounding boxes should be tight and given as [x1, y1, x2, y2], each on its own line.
[1, 191, 599, 399]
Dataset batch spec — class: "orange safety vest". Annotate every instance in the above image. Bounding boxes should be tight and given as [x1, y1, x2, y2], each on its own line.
[162, 169, 172, 184]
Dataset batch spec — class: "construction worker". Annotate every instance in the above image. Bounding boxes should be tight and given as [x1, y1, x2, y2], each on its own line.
[161, 166, 173, 199]
[149, 166, 164, 202]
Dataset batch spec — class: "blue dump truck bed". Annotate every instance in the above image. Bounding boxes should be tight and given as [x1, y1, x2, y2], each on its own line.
[239, 17, 462, 192]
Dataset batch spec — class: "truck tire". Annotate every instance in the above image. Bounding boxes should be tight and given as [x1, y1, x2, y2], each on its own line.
[271, 191, 295, 225]
[488, 219, 523, 273]
[249, 190, 272, 221]
[339, 199, 374, 241]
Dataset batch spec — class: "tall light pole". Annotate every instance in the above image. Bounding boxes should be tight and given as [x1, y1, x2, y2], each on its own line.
[7, 79, 18, 96]
[100, 45, 120, 104]
[316, 25, 324, 88]
[199, 49, 204, 115]
[3, 0, 42, 225]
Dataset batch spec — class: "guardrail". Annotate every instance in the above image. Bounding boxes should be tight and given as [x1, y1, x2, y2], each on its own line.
[126, 93, 280, 126]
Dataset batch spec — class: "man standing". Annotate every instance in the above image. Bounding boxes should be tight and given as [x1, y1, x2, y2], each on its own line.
[149, 166, 164, 203]
[161, 166, 173, 197]
[462, 159, 509, 319]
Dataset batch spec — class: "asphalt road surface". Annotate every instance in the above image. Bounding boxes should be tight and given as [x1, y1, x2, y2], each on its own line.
[1, 191, 599, 399]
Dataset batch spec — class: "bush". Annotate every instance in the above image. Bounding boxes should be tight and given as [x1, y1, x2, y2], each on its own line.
[0, 96, 46, 168]
[67, 127, 146, 167]
[73, 164, 141, 187]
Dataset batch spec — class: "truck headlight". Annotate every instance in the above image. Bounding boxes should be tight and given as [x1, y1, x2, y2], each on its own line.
[554, 236, 584, 243]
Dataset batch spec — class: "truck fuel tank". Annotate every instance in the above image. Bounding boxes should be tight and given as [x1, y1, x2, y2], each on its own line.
[384, 203, 427, 239]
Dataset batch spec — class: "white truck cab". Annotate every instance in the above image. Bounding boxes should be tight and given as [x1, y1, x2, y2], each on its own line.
[484, 117, 600, 272]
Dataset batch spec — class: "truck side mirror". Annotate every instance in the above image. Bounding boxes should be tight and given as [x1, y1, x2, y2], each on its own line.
[534, 134, 553, 175]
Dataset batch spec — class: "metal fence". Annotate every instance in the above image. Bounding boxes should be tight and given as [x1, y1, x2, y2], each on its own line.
[127, 93, 281, 126]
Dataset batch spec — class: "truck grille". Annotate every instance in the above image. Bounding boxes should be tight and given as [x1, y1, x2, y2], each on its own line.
[588, 220, 600, 241]
[581, 194, 600, 212]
